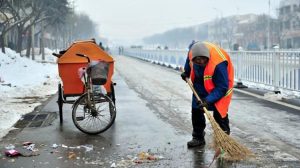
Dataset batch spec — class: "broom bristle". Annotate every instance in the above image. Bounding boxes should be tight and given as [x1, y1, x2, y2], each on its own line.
[204, 110, 254, 161]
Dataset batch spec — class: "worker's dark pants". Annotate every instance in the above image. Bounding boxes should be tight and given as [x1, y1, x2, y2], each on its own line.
[192, 108, 230, 140]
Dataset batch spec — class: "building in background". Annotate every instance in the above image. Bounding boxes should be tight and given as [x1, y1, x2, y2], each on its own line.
[141, 0, 300, 50]
[234, 14, 280, 50]
[278, 0, 300, 49]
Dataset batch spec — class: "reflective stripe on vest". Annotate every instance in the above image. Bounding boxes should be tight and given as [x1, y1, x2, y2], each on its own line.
[204, 75, 212, 80]
[204, 42, 227, 61]
[225, 88, 233, 97]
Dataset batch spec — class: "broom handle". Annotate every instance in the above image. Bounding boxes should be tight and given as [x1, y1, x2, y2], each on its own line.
[180, 67, 209, 113]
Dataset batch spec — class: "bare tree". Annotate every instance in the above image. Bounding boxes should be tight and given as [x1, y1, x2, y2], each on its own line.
[0, 0, 70, 56]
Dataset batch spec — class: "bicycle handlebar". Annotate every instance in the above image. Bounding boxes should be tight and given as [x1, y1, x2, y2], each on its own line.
[76, 53, 90, 63]
[52, 53, 61, 58]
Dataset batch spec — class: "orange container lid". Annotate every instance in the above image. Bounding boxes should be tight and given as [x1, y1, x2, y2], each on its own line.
[58, 40, 114, 64]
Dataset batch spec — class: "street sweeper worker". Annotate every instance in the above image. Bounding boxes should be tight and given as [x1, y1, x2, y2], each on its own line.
[181, 41, 234, 148]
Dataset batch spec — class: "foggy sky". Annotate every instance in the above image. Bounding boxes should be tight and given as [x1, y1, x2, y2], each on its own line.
[75, 0, 281, 44]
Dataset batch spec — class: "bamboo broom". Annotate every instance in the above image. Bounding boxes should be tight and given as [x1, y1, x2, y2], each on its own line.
[181, 69, 254, 161]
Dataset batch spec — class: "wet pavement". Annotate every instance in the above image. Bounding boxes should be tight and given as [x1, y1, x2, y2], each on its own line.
[1, 55, 300, 168]
[0, 73, 216, 168]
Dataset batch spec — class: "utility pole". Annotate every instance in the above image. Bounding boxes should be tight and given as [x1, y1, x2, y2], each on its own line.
[31, 0, 35, 60]
[70, 0, 75, 44]
[267, 0, 271, 50]
[213, 8, 223, 47]
[41, 20, 45, 60]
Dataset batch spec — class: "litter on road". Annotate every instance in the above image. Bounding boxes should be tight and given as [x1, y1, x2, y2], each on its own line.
[4, 150, 20, 157]
[132, 151, 164, 164]
[5, 144, 15, 150]
[52, 144, 59, 149]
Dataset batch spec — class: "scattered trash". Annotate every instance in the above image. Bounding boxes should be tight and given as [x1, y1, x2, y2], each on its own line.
[138, 152, 154, 160]
[57, 157, 63, 159]
[61, 144, 68, 148]
[110, 162, 116, 167]
[5, 144, 15, 150]
[116, 144, 121, 146]
[22, 142, 33, 146]
[52, 144, 59, 149]
[5, 150, 20, 157]
[25, 144, 36, 151]
[17, 147, 40, 157]
[5, 144, 40, 158]
[81, 145, 93, 152]
[50, 143, 94, 153]
[68, 152, 76, 160]
[69, 145, 81, 149]
[132, 151, 164, 164]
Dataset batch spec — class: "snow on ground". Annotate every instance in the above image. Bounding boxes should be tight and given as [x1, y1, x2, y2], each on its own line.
[0, 48, 59, 139]
[20, 48, 58, 63]
[242, 81, 300, 99]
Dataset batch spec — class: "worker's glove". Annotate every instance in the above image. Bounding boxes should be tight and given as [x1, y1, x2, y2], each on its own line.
[181, 72, 188, 82]
[197, 100, 209, 109]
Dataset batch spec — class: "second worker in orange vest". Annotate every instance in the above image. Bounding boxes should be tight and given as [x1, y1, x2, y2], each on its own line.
[181, 41, 234, 148]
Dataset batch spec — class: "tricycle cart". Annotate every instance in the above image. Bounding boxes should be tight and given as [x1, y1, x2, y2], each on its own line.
[53, 40, 116, 131]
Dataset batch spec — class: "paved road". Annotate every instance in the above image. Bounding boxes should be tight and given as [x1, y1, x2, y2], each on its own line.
[0, 55, 300, 168]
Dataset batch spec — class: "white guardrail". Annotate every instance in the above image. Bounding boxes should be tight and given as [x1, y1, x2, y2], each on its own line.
[122, 48, 300, 95]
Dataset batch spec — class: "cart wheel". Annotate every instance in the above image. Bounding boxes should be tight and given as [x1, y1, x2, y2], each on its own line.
[72, 93, 116, 134]
[57, 83, 63, 124]
[110, 82, 116, 105]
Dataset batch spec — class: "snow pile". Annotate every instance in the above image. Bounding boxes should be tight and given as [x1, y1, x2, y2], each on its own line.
[263, 92, 283, 101]
[242, 81, 300, 99]
[0, 48, 59, 139]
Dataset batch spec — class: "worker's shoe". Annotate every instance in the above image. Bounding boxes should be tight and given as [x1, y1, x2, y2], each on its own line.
[187, 138, 205, 148]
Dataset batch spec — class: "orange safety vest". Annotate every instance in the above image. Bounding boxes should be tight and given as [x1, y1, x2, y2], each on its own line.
[188, 42, 234, 118]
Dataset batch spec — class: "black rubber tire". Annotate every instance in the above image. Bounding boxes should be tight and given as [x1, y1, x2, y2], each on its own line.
[110, 83, 116, 105]
[57, 83, 63, 124]
[72, 93, 116, 135]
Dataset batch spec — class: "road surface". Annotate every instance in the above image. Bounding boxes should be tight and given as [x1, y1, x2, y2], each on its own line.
[0, 55, 299, 168]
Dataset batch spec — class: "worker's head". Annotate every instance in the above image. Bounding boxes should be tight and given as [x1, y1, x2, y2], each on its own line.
[191, 42, 210, 66]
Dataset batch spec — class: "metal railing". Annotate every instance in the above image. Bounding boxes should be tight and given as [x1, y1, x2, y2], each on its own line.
[123, 48, 300, 95]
